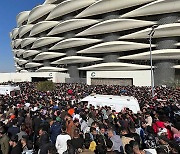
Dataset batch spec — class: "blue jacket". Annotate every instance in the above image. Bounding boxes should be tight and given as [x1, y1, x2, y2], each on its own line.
[50, 121, 61, 144]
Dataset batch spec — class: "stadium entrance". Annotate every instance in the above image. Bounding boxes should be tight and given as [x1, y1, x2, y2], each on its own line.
[31, 77, 51, 82]
[91, 78, 133, 86]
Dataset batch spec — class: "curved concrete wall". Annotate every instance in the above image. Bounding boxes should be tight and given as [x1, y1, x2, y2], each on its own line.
[10, 0, 180, 83]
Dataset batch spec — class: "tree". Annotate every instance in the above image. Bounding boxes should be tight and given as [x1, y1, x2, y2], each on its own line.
[36, 81, 55, 92]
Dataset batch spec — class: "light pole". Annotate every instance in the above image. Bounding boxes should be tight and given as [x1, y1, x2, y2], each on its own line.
[148, 25, 158, 98]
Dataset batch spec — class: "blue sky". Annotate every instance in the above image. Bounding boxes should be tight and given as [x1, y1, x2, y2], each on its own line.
[0, 0, 44, 72]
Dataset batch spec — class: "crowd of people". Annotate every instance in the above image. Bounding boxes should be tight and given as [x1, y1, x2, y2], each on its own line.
[0, 82, 179, 154]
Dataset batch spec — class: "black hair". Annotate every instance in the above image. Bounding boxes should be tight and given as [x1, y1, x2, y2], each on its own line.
[61, 125, 67, 132]
[125, 144, 133, 154]
[95, 144, 106, 154]
[10, 135, 18, 143]
[99, 124, 105, 130]
[22, 135, 29, 142]
[84, 141, 90, 149]
[130, 140, 139, 148]
[47, 145, 57, 154]
[84, 133, 91, 142]
[27, 141, 33, 150]
[0, 127, 6, 134]
[90, 127, 96, 133]
[73, 119, 79, 124]
[81, 114, 87, 121]
[12, 119, 18, 125]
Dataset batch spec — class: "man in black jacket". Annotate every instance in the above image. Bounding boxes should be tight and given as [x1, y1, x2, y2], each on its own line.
[9, 135, 22, 154]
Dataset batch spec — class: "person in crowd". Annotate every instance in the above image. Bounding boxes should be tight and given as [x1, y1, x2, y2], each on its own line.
[47, 145, 57, 154]
[0, 82, 179, 154]
[9, 135, 22, 154]
[0, 127, 9, 154]
[145, 112, 153, 127]
[130, 141, 146, 154]
[21, 135, 34, 154]
[17, 124, 27, 141]
[65, 114, 76, 138]
[94, 135, 107, 154]
[81, 141, 94, 154]
[38, 127, 51, 154]
[120, 128, 134, 149]
[125, 144, 133, 154]
[70, 128, 84, 151]
[7, 119, 20, 137]
[107, 128, 123, 153]
[55, 125, 71, 154]
[49, 117, 62, 144]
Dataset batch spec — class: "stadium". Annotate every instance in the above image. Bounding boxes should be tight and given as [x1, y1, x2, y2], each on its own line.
[10, 0, 180, 85]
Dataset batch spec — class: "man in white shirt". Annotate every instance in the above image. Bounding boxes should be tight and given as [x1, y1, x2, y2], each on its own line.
[145, 112, 153, 126]
[55, 125, 71, 154]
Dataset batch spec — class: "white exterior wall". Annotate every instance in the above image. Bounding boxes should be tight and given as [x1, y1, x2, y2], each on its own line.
[87, 70, 151, 86]
[0, 72, 69, 83]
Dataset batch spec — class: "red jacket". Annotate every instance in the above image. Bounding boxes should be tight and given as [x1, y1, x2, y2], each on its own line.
[153, 121, 173, 139]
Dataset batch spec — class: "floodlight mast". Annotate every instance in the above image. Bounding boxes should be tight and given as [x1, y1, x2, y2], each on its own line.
[148, 24, 158, 98]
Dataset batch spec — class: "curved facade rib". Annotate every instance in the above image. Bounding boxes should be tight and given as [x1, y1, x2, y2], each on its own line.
[10, 0, 180, 85]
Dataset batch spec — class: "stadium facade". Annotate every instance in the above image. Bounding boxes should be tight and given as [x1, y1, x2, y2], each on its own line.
[10, 0, 180, 85]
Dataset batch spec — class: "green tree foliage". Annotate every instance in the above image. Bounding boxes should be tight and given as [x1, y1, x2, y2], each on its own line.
[36, 81, 55, 92]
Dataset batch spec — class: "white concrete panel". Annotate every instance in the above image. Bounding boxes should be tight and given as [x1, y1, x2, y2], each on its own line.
[51, 56, 103, 64]
[46, 0, 96, 20]
[23, 50, 40, 58]
[119, 49, 180, 60]
[18, 25, 34, 38]
[13, 57, 19, 63]
[30, 21, 59, 36]
[0, 72, 69, 83]
[76, 0, 154, 18]
[79, 62, 152, 71]
[86, 70, 151, 86]
[20, 70, 29, 73]
[11, 41, 15, 49]
[28, 4, 56, 24]
[16, 11, 30, 27]
[34, 52, 65, 61]
[14, 39, 23, 48]
[9, 32, 13, 39]
[32, 37, 63, 49]
[50, 38, 102, 50]
[12, 28, 19, 39]
[25, 62, 43, 68]
[78, 41, 155, 54]
[18, 59, 28, 65]
[120, 23, 180, 39]
[44, 0, 59, 4]
[16, 49, 25, 57]
[76, 19, 156, 36]
[21, 38, 37, 48]
[36, 67, 67, 72]
[176, 43, 180, 46]
[48, 19, 99, 35]
[121, 0, 180, 18]
[16, 67, 22, 71]
[173, 65, 180, 69]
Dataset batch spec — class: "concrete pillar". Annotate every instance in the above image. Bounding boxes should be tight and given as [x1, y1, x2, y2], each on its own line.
[153, 13, 178, 86]
[103, 33, 119, 62]
[154, 62, 175, 86]
[68, 65, 79, 78]
[28, 58, 33, 62]
[43, 60, 50, 67]
[66, 49, 77, 56]
[104, 54, 118, 62]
